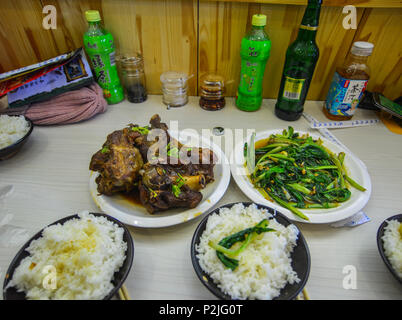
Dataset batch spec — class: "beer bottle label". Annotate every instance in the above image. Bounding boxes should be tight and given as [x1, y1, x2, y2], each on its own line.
[325, 72, 368, 117]
[282, 76, 305, 101]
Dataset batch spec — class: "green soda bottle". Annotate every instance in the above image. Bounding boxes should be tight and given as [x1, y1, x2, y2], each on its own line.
[275, 0, 322, 121]
[236, 14, 271, 111]
[83, 10, 124, 104]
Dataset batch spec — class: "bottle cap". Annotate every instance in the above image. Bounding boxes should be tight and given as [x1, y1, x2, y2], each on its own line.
[252, 14, 267, 27]
[160, 71, 189, 85]
[351, 41, 374, 56]
[200, 74, 225, 98]
[117, 53, 144, 71]
[201, 74, 225, 87]
[85, 10, 101, 22]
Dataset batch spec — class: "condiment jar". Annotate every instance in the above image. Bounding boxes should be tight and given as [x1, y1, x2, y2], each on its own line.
[160, 72, 189, 108]
[199, 74, 225, 111]
[117, 53, 147, 103]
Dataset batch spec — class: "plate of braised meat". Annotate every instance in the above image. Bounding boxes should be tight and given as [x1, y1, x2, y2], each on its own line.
[89, 114, 230, 228]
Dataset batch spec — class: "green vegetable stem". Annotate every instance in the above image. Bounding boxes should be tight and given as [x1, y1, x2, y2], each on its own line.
[245, 127, 366, 220]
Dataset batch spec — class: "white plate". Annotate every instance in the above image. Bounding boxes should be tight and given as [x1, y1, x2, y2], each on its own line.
[90, 130, 230, 228]
[230, 129, 372, 224]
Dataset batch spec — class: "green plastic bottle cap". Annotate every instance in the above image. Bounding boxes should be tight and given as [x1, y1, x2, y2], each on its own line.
[85, 10, 101, 22]
[252, 14, 267, 27]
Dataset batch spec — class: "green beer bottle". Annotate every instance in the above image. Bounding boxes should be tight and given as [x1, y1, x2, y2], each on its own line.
[236, 14, 271, 111]
[275, 0, 321, 121]
[83, 10, 124, 104]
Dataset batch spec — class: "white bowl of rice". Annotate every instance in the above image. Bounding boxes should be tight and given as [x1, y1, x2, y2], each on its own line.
[3, 212, 134, 300]
[0, 115, 33, 160]
[191, 202, 310, 300]
[377, 214, 402, 283]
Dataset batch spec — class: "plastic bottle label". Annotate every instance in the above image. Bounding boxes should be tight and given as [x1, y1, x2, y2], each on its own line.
[84, 30, 124, 104]
[238, 39, 271, 94]
[283, 76, 305, 101]
[325, 72, 368, 117]
[109, 52, 116, 66]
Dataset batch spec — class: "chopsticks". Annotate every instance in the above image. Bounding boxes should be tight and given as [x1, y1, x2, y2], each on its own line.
[116, 282, 308, 300]
[118, 284, 131, 300]
[296, 288, 310, 300]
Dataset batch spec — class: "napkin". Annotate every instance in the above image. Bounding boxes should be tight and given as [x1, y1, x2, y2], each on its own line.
[330, 211, 371, 228]
[0, 185, 30, 247]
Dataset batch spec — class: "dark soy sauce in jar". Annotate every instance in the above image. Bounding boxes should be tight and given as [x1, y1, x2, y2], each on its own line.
[117, 53, 148, 104]
[127, 83, 147, 103]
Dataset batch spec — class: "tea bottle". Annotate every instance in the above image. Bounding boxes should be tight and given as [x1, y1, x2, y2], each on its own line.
[323, 41, 374, 120]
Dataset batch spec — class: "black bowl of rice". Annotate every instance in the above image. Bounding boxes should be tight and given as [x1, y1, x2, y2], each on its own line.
[377, 214, 402, 284]
[0, 115, 34, 160]
[191, 202, 311, 300]
[3, 212, 134, 300]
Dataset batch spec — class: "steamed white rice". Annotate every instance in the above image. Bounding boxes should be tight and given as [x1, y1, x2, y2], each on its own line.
[382, 220, 402, 278]
[196, 203, 300, 300]
[7, 212, 127, 300]
[0, 115, 30, 149]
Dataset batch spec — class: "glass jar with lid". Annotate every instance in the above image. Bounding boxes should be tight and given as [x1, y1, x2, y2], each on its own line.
[199, 74, 225, 111]
[160, 71, 189, 108]
[117, 53, 147, 103]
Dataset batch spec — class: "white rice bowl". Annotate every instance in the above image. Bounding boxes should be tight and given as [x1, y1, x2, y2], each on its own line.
[196, 203, 300, 300]
[382, 219, 402, 279]
[0, 115, 30, 150]
[7, 212, 127, 300]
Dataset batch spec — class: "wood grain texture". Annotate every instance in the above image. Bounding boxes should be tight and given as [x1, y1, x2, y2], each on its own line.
[0, 0, 60, 73]
[199, 3, 367, 100]
[0, 0, 198, 95]
[351, 8, 402, 99]
[202, 0, 402, 8]
[101, 0, 198, 95]
[0, 1, 401, 99]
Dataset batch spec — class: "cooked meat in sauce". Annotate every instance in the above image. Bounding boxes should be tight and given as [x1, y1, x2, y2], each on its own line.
[89, 129, 143, 195]
[89, 114, 216, 214]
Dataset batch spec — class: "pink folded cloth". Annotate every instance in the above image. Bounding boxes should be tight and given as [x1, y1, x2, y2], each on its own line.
[1, 83, 108, 125]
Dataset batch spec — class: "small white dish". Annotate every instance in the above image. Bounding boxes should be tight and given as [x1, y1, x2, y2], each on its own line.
[230, 129, 372, 224]
[89, 130, 230, 228]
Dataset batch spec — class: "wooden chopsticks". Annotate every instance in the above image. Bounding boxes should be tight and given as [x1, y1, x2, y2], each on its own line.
[118, 284, 131, 300]
[117, 284, 307, 301]
[296, 288, 310, 300]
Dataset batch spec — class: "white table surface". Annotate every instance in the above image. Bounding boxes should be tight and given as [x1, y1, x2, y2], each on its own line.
[0, 95, 401, 300]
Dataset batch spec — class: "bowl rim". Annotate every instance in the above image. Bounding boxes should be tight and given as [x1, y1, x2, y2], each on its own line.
[376, 213, 402, 284]
[190, 201, 311, 300]
[0, 115, 34, 153]
[2, 212, 134, 300]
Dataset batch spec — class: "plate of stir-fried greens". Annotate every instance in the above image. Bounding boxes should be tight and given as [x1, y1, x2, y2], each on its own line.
[230, 127, 371, 224]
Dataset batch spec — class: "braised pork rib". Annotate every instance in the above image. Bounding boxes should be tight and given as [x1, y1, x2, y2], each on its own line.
[89, 114, 215, 214]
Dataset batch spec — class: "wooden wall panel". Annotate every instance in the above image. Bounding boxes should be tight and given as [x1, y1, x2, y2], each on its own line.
[0, 0, 61, 73]
[199, 2, 366, 100]
[204, 0, 402, 8]
[351, 8, 402, 100]
[198, 1, 250, 95]
[101, 0, 198, 95]
[0, 0, 198, 95]
[0, 1, 400, 100]
[41, 0, 103, 54]
[308, 5, 365, 100]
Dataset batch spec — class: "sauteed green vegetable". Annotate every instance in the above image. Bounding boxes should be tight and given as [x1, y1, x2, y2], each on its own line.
[209, 219, 275, 270]
[245, 127, 366, 221]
